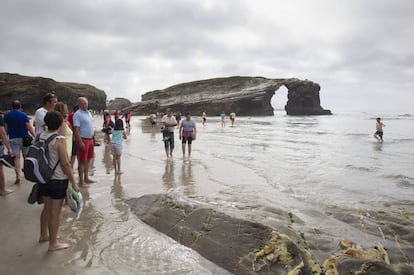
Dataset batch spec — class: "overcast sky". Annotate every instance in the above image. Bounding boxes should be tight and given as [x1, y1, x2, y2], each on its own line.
[1, 0, 413, 112]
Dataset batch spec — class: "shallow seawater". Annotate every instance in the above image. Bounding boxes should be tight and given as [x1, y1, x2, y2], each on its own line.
[45, 111, 414, 273]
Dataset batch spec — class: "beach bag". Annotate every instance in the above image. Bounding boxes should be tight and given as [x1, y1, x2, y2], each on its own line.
[66, 187, 84, 219]
[23, 134, 60, 184]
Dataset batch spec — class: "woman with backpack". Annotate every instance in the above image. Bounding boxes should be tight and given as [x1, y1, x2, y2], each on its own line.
[38, 111, 79, 251]
[179, 113, 197, 158]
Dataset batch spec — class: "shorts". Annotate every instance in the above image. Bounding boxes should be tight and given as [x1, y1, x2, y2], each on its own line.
[0, 145, 4, 157]
[77, 138, 94, 162]
[182, 131, 193, 144]
[38, 179, 69, 200]
[163, 131, 175, 151]
[202, 118, 206, 122]
[375, 131, 383, 138]
[111, 143, 123, 155]
[10, 138, 28, 156]
[71, 140, 77, 156]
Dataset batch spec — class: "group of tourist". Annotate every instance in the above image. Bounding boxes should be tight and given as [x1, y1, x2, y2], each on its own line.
[0, 93, 98, 251]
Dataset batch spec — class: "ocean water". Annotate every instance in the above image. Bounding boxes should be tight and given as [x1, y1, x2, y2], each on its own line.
[13, 111, 413, 274]
[190, 110, 414, 209]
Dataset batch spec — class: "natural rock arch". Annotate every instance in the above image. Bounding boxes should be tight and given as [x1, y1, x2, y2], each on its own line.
[125, 76, 331, 116]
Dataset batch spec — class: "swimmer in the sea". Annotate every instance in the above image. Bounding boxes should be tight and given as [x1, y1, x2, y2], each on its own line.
[373, 117, 385, 143]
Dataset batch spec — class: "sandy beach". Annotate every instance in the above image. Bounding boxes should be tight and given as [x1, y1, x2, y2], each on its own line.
[1, 114, 413, 274]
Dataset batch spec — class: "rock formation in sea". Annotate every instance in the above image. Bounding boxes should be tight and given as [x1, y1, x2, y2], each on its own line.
[107, 97, 132, 111]
[124, 76, 331, 116]
[127, 194, 413, 275]
[0, 73, 107, 113]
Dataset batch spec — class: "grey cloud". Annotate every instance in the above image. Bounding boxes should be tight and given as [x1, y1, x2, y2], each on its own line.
[0, 0, 413, 111]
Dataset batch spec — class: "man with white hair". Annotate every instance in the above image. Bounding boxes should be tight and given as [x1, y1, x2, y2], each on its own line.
[73, 97, 95, 187]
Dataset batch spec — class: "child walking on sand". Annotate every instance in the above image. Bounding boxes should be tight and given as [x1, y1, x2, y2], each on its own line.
[111, 119, 127, 174]
[374, 117, 385, 143]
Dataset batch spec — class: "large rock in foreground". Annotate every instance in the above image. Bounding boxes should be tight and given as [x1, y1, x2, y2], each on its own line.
[127, 194, 403, 275]
[124, 76, 331, 116]
[0, 73, 107, 113]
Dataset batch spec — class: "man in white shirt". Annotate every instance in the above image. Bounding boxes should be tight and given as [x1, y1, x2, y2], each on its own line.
[34, 93, 58, 135]
[161, 108, 177, 158]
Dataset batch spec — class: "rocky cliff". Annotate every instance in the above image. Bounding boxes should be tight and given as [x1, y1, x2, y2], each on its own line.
[0, 73, 107, 113]
[124, 76, 331, 116]
[107, 97, 132, 111]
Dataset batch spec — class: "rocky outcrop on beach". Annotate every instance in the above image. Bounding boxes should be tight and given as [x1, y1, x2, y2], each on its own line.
[0, 73, 107, 113]
[124, 76, 331, 116]
[107, 97, 131, 111]
[128, 194, 412, 275]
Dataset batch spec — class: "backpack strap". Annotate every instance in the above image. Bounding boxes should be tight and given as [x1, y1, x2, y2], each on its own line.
[44, 133, 60, 145]
[35, 133, 41, 143]
[43, 133, 61, 172]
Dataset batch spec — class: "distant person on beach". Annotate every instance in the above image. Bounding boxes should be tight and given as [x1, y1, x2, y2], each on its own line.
[230, 112, 236, 127]
[34, 93, 58, 135]
[111, 119, 127, 175]
[202, 111, 207, 126]
[67, 105, 79, 167]
[124, 111, 132, 128]
[179, 113, 196, 158]
[38, 111, 79, 251]
[175, 112, 182, 128]
[220, 111, 226, 127]
[103, 111, 113, 144]
[374, 117, 385, 143]
[148, 114, 156, 126]
[54, 102, 73, 157]
[114, 110, 119, 121]
[73, 97, 95, 187]
[4, 100, 35, 184]
[0, 113, 14, 196]
[161, 108, 177, 158]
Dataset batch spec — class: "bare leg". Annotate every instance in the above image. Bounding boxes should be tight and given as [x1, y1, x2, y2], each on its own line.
[14, 153, 21, 184]
[182, 143, 186, 157]
[70, 155, 77, 168]
[0, 166, 13, 196]
[188, 144, 192, 157]
[39, 197, 51, 242]
[117, 155, 122, 174]
[78, 162, 88, 187]
[85, 159, 95, 183]
[47, 197, 70, 251]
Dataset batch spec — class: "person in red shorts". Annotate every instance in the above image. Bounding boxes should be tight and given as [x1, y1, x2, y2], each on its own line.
[73, 97, 95, 187]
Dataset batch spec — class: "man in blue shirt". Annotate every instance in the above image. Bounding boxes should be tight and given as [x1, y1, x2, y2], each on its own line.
[4, 100, 35, 184]
[73, 97, 95, 187]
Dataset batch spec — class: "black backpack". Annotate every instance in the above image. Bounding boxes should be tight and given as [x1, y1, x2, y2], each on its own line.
[23, 134, 60, 184]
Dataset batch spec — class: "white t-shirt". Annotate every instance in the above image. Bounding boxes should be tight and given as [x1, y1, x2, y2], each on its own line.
[34, 107, 48, 135]
[161, 115, 177, 132]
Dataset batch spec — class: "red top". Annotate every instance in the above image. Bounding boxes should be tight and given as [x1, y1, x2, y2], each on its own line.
[68, 112, 75, 128]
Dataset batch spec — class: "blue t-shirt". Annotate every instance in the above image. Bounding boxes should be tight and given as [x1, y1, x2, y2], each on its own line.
[3, 110, 30, 139]
[73, 109, 94, 138]
[111, 130, 124, 145]
[182, 119, 195, 132]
